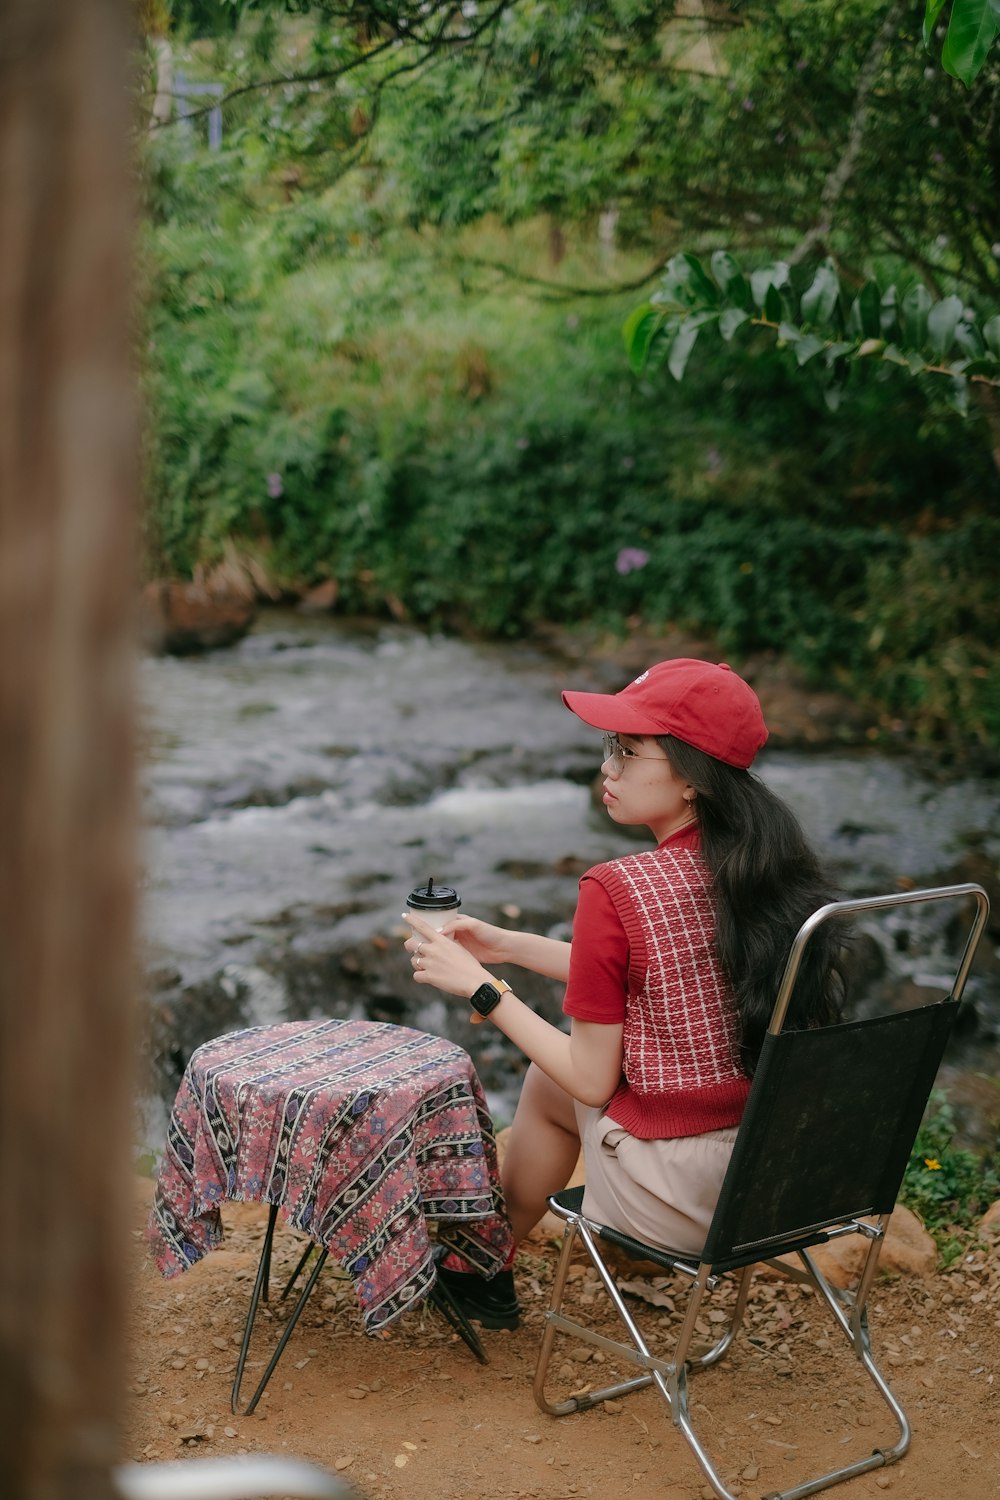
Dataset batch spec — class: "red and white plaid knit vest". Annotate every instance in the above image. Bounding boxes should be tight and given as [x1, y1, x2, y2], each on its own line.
[586, 846, 750, 1140]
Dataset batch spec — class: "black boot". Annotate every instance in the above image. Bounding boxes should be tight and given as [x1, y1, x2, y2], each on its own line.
[433, 1253, 521, 1330]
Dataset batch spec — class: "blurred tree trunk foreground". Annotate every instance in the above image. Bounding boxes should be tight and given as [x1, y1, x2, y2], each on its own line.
[0, 3, 137, 1498]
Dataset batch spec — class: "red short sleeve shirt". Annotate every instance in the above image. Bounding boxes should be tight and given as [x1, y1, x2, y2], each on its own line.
[563, 877, 629, 1023]
[564, 826, 703, 1023]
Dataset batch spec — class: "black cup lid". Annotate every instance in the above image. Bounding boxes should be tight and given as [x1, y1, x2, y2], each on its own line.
[406, 879, 461, 911]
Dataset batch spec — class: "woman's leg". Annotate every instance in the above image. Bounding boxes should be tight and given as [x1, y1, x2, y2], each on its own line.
[435, 1066, 580, 1327]
[501, 1062, 581, 1244]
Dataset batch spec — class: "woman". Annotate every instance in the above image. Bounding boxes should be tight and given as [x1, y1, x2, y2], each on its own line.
[403, 658, 845, 1330]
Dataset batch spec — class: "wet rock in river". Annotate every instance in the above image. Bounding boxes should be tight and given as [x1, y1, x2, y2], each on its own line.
[140, 580, 257, 656]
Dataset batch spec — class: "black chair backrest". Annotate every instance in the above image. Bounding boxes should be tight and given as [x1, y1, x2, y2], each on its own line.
[702, 1002, 956, 1269]
[700, 883, 989, 1273]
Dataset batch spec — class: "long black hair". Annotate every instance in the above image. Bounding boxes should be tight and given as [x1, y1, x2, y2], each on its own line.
[657, 734, 848, 1073]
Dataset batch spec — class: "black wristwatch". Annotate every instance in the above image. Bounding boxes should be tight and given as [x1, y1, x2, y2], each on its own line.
[469, 978, 512, 1017]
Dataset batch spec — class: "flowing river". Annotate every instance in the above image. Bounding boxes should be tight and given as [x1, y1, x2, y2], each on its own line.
[137, 611, 1000, 1153]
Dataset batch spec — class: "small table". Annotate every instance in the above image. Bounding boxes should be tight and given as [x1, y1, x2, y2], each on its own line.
[148, 1019, 513, 1405]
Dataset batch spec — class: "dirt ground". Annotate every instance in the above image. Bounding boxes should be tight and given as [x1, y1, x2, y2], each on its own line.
[123, 1178, 1000, 1500]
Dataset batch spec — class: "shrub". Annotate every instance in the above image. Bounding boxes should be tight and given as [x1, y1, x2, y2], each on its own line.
[139, 179, 1000, 749]
[900, 1090, 999, 1250]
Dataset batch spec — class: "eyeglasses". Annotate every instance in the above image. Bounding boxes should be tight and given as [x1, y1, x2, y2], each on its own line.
[601, 732, 665, 776]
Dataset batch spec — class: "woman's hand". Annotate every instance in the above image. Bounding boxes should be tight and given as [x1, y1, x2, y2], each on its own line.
[440, 914, 512, 967]
[403, 912, 492, 1001]
[439, 914, 572, 983]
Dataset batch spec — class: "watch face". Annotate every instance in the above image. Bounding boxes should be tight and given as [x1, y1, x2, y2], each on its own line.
[471, 982, 501, 1016]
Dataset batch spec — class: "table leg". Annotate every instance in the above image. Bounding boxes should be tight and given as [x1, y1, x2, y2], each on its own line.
[280, 1238, 317, 1300]
[231, 1203, 279, 1413]
[231, 1204, 330, 1416]
[230, 1207, 490, 1414]
[428, 1278, 488, 1365]
[235, 1247, 330, 1415]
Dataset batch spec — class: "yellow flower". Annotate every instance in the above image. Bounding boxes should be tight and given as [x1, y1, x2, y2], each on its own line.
[924, 1157, 942, 1170]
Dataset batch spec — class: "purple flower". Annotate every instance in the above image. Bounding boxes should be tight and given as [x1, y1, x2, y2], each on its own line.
[742, 98, 755, 112]
[706, 448, 722, 472]
[266, 472, 284, 498]
[516, 437, 529, 450]
[621, 455, 635, 470]
[615, 547, 650, 576]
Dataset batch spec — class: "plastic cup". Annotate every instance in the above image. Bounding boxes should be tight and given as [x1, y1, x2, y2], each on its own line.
[405, 878, 461, 933]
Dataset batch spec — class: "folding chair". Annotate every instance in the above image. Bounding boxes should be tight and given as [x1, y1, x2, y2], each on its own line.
[533, 882, 990, 1500]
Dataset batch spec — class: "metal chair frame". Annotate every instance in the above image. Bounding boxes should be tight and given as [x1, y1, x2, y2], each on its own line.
[533, 883, 990, 1500]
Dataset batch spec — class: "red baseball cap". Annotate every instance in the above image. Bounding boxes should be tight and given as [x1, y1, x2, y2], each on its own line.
[562, 658, 768, 769]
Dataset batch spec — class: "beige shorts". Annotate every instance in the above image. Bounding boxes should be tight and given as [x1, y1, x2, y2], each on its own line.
[574, 1102, 738, 1256]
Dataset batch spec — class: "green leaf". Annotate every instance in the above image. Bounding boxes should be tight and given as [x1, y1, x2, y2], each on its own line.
[666, 318, 701, 381]
[927, 294, 964, 357]
[953, 321, 984, 358]
[848, 281, 881, 340]
[764, 283, 785, 324]
[680, 253, 719, 307]
[622, 304, 664, 374]
[718, 306, 750, 341]
[658, 253, 717, 311]
[880, 285, 900, 339]
[923, 0, 949, 48]
[902, 283, 932, 349]
[777, 322, 802, 343]
[824, 341, 853, 366]
[654, 256, 699, 311]
[881, 343, 910, 366]
[983, 314, 1000, 359]
[793, 334, 826, 367]
[710, 251, 751, 309]
[940, 0, 1000, 85]
[946, 374, 970, 415]
[957, 356, 1000, 376]
[800, 260, 840, 326]
[749, 262, 789, 310]
[666, 310, 719, 380]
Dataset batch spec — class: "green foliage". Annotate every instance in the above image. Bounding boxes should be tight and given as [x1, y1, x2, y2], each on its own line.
[168, 0, 241, 36]
[625, 251, 1000, 415]
[863, 519, 1000, 750]
[142, 2, 1000, 298]
[924, 0, 1000, 85]
[360, 1, 1000, 305]
[138, 7, 1000, 751]
[900, 1090, 999, 1243]
[140, 186, 1000, 748]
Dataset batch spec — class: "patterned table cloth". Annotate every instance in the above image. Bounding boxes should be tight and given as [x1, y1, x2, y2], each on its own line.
[148, 1019, 513, 1333]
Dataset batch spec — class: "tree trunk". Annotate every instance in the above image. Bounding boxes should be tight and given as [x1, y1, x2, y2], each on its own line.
[0, 3, 137, 1498]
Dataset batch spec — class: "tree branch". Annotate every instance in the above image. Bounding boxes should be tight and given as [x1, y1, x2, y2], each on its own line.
[789, 0, 905, 266]
[147, 0, 515, 133]
[438, 250, 671, 300]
